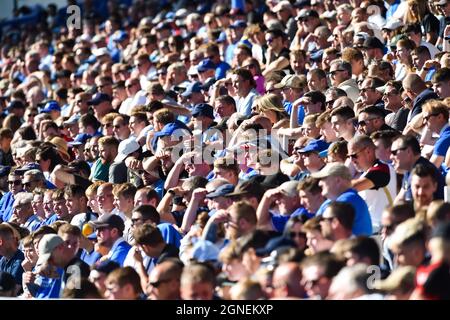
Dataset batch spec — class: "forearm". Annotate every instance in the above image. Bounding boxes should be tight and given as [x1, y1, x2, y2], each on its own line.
[256, 196, 273, 228]
[164, 161, 184, 190]
[180, 198, 200, 234]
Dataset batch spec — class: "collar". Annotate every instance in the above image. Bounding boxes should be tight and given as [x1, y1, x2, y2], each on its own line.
[439, 123, 450, 136]
[106, 237, 126, 258]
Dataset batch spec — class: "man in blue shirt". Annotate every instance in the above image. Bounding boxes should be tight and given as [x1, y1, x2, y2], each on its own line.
[0, 172, 24, 223]
[0, 224, 25, 289]
[12, 193, 42, 233]
[90, 214, 131, 266]
[312, 163, 373, 236]
[423, 100, 450, 169]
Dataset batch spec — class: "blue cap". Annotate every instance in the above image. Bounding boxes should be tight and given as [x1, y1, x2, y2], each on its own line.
[42, 101, 61, 113]
[68, 133, 92, 147]
[229, 20, 247, 29]
[15, 162, 41, 175]
[88, 93, 112, 105]
[192, 240, 220, 262]
[63, 114, 81, 126]
[154, 121, 189, 138]
[192, 103, 214, 119]
[181, 82, 203, 97]
[197, 59, 216, 73]
[0, 165, 11, 178]
[206, 184, 235, 199]
[298, 139, 329, 153]
[238, 39, 252, 49]
[255, 236, 297, 257]
[112, 30, 129, 42]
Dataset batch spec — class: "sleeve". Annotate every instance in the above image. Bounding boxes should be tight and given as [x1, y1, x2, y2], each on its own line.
[364, 163, 390, 189]
[10, 259, 25, 285]
[433, 136, 450, 157]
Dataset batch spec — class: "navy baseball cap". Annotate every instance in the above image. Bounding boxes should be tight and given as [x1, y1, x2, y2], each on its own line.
[15, 162, 41, 175]
[206, 184, 235, 199]
[181, 82, 203, 97]
[229, 20, 247, 29]
[154, 121, 190, 138]
[41, 100, 61, 113]
[6, 100, 26, 111]
[197, 59, 216, 73]
[88, 93, 112, 105]
[68, 133, 92, 147]
[298, 139, 329, 153]
[192, 103, 214, 119]
[255, 236, 297, 257]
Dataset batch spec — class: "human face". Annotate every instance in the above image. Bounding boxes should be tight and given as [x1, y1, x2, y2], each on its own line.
[392, 242, 423, 267]
[231, 74, 248, 97]
[433, 80, 450, 99]
[113, 194, 133, 214]
[180, 282, 214, 300]
[395, 46, 410, 64]
[129, 116, 141, 136]
[319, 207, 336, 239]
[347, 144, 368, 171]
[302, 265, 330, 299]
[289, 222, 307, 251]
[147, 267, 177, 300]
[330, 115, 351, 139]
[99, 144, 112, 164]
[291, 55, 305, 74]
[53, 198, 69, 219]
[90, 270, 107, 295]
[328, 64, 347, 86]
[60, 233, 80, 259]
[13, 203, 31, 223]
[65, 195, 82, 216]
[422, 110, 443, 134]
[134, 189, 151, 207]
[97, 187, 115, 214]
[96, 227, 115, 247]
[113, 118, 129, 140]
[357, 112, 380, 135]
[299, 189, 320, 213]
[411, 174, 437, 208]
[390, 140, 411, 172]
[320, 122, 339, 143]
[222, 258, 248, 282]
[318, 176, 337, 199]
[307, 72, 324, 91]
[31, 194, 44, 216]
[360, 81, 380, 105]
[382, 86, 401, 110]
[301, 152, 320, 171]
[43, 193, 54, 218]
[105, 281, 134, 300]
[8, 176, 23, 195]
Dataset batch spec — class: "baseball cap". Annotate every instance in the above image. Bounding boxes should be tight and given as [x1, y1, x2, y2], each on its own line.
[229, 20, 247, 29]
[279, 181, 300, 198]
[181, 82, 203, 97]
[298, 139, 329, 154]
[206, 184, 235, 199]
[255, 236, 297, 257]
[41, 100, 61, 113]
[112, 30, 129, 42]
[68, 133, 92, 147]
[154, 121, 191, 138]
[296, 9, 319, 20]
[274, 74, 305, 89]
[88, 93, 112, 105]
[192, 103, 214, 119]
[260, 171, 290, 189]
[6, 100, 26, 111]
[63, 114, 81, 126]
[197, 59, 216, 73]
[362, 36, 385, 50]
[225, 179, 265, 198]
[15, 162, 41, 175]
[310, 162, 352, 180]
[114, 138, 140, 163]
[37, 234, 64, 266]
[89, 213, 125, 232]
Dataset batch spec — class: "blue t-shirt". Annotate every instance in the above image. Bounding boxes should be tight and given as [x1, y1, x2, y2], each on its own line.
[109, 240, 132, 267]
[0, 191, 15, 222]
[316, 189, 373, 236]
[35, 268, 63, 299]
[215, 61, 231, 80]
[283, 101, 305, 126]
[270, 207, 307, 233]
[0, 249, 24, 285]
[433, 126, 450, 157]
[43, 213, 59, 226]
[157, 223, 183, 248]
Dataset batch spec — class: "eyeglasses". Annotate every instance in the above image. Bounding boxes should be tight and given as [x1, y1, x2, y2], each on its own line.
[360, 87, 376, 93]
[357, 118, 379, 127]
[383, 91, 398, 97]
[347, 148, 366, 159]
[290, 231, 306, 238]
[148, 278, 172, 288]
[423, 113, 440, 122]
[131, 217, 144, 226]
[266, 38, 275, 44]
[22, 181, 37, 188]
[9, 180, 21, 186]
[328, 70, 345, 76]
[390, 147, 407, 156]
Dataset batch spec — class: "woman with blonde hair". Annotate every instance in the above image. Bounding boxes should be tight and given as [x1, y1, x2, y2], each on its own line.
[252, 93, 289, 128]
[403, 0, 439, 44]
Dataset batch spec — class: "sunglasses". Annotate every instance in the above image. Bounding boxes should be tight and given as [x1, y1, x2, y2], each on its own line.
[328, 69, 345, 76]
[347, 148, 365, 159]
[357, 118, 379, 127]
[8, 180, 21, 185]
[390, 147, 407, 156]
[148, 278, 172, 288]
[290, 231, 306, 238]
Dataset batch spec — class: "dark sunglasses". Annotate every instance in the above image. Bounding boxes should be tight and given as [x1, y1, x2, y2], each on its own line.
[148, 278, 172, 288]
[328, 69, 345, 76]
[390, 147, 407, 156]
[8, 180, 21, 185]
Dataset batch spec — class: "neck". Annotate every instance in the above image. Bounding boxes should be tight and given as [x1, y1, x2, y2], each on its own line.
[151, 242, 166, 258]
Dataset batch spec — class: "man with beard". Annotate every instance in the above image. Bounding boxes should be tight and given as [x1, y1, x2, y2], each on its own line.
[89, 136, 119, 182]
[90, 213, 131, 266]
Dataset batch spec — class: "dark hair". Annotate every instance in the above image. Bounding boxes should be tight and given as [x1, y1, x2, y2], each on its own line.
[411, 163, 439, 182]
[347, 236, 380, 266]
[432, 67, 450, 83]
[393, 135, 421, 155]
[133, 223, 164, 246]
[330, 105, 355, 120]
[133, 205, 160, 224]
[326, 201, 355, 231]
[64, 184, 87, 199]
[79, 113, 101, 131]
[303, 90, 326, 111]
